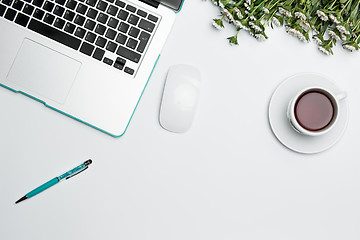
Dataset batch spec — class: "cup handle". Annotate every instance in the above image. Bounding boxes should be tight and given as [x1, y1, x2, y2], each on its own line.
[336, 91, 347, 101]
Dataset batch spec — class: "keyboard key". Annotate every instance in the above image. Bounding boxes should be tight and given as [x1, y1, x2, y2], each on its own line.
[84, 19, 95, 30]
[63, 10, 75, 21]
[43, 1, 54, 11]
[148, 14, 158, 22]
[124, 67, 134, 75]
[2, 0, 12, 6]
[136, 9, 146, 17]
[86, 8, 97, 19]
[96, 0, 107, 11]
[74, 27, 86, 38]
[85, 0, 95, 7]
[106, 41, 117, 52]
[33, 0, 43, 7]
[128, 26, 139, 38]
[117, 9, 127, 20]
[33, 8, 45, 19]
[55, 0, 65, 5]
[79, 42, 94, 55]
[107, 17, 118, 28]
[116, 45, 140, 63]
[76, 3, 87, 14]
[0, 4, 6, 16]
[103, 57, 113, 65]
[13, 0, 24, 10]
[54, 17, 65, 28]
[114, 61, 123, 70]
[14, 12, 29, 26]
[105, 28, 116, 40]
[127, 14, 139, 25]
[114, 0, 124, 8]
[74, 14, 85, 25]
[137, 31, 150, 53]
[43, 13, 55, 24]
[66, 0, 77, 10]
[93, 47, 105, 60]
[115, 57, 125, 65]
[53, 5, 65, 16]
[138, 18, 154, 32]
[95, 23, 106, 35]
[126, 38, 137, 49]
[139, 30, 150, 41]
[106, 5, 117, 16]
[125, 4, 135, 13]
[97, 12, 108, 23]
[118, 22, 129, 33]
[95, 36, 106, 47]
[64, 22, 76, 33]
[28, 18, 81, 50]
[22, 3, 34, 15]
[85, 31, 96, 42]
[115, 33, 126, 44]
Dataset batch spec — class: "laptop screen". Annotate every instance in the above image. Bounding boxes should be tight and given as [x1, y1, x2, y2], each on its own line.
[159, 0, 183, 11]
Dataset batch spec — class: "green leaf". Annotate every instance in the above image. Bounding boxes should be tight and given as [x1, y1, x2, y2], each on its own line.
[350, 3, 359, 19]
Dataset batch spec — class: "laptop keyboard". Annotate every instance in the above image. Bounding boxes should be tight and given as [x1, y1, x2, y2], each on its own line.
[0, 0, 160, 76]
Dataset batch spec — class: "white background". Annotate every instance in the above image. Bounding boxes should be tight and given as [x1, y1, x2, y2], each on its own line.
[1, 1, 359, 239]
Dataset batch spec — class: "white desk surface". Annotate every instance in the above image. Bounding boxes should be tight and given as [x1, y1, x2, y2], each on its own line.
[1, 1, 359, 240]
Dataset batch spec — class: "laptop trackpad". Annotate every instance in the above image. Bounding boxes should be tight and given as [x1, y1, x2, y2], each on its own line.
[7, 39, 81, 104]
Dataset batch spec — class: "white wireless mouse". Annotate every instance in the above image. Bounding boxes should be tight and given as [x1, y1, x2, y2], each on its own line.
[159, 64, 201, 133]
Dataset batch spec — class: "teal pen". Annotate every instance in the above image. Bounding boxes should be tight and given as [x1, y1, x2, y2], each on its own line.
[15, 159, 92, 204]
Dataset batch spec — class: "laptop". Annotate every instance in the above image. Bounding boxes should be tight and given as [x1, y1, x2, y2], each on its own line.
[0, 0, 184, 136]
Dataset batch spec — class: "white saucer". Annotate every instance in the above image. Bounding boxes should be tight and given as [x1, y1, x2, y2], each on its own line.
[268, 73, 349, 154]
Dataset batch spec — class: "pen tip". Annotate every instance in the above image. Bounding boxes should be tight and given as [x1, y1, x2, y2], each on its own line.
[15, 196, 27, 204]
[85, 159, 92, 166]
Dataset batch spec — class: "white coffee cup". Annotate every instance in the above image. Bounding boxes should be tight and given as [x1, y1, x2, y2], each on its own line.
[287, 86, 347, 136]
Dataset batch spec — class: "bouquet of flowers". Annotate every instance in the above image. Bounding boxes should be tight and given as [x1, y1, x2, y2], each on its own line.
[211, 0, 360, 55]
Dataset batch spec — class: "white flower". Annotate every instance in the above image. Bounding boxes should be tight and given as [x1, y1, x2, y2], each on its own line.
[299, 21, 310, 31]
[297, 32, 307, 42]
[262, 7, 269, 14]
[212, 0, 224, 8]
[343, 44, 356, 52]
[328, 30, 340, 41]
[222, 9, 235, 22]
[286, 27, 299, 37]
[316, 10, 328, 21]
[272, 17, 281, 27]
[234, 8, 243, 19]
[250, 15, 257, 21]
[329, 14, 340, 24]
[234, 20, 249, 31]
[246, 0, 251, 5]
[255, 33, 266, 41]
[295, 12, 306, 21]
[313, 36, 323, 45]
[211, 0, 218, 5]
[341, 34, 347, 41]
[279, 7, 292, 17]
[245, 10, 250, 15]
[336, 25, 350, 35]
[249, 31, 254, 37]
[249, 22, 262, 32]
[212, 20, 223, 30]
[318, 46, 330, 55]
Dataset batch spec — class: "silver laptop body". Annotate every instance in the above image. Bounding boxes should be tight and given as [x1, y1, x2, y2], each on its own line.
[0, 0, 183, 136]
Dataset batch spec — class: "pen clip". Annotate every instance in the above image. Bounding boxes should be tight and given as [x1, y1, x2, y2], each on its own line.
[65, 166, 88, 180]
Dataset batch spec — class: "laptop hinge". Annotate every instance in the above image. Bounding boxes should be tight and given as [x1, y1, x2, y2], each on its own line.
[139, 0, 159, 8]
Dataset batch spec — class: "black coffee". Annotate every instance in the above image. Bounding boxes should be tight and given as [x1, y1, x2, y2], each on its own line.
[294, 91, 334, 131]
